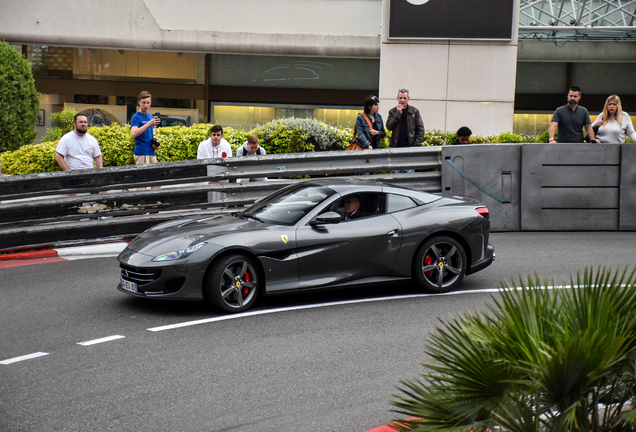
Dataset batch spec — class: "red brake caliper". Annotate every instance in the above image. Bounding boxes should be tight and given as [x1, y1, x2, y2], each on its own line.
[424, 254, 433, 277]
[242, 272, 250, 297]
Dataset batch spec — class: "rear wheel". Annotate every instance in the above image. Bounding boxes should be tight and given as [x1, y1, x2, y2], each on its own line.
[413, 236, 467, 293]
[203, 254, 260, 313]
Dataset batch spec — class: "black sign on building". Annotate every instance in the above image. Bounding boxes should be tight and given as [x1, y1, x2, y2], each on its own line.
[389, 0, 515, 40]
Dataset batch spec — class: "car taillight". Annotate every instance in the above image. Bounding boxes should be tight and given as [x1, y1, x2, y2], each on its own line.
[476, 207, 489, 220]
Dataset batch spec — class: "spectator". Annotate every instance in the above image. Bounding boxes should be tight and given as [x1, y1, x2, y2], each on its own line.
[55, 114, 103, 171]
[236, 134, 267, 183]
[386, 88, 425, 148]
[236, 134, 266, 157]
[452, 126, 472, 145]
[387, 88, 425, 173]
[130, 91, 161, 164]
[548, 86, 599, 143]
[197, 125, 233, 159]
[355, 95, 385, 150]
[592, 95, 636, 143]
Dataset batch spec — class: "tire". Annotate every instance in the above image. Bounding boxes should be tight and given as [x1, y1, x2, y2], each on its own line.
[413, 236, 467, 293]
[203, 254, 261, 313]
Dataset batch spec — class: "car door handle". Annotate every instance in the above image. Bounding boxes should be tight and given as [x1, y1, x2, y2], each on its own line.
[386, 230, 399, 237]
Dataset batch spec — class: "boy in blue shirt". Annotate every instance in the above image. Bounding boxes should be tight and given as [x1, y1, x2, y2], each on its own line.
[131, 91, 161, 164]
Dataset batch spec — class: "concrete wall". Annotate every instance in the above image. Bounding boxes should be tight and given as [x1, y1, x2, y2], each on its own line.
[379, 0, 520, 136]
[442, 143, 636, 231]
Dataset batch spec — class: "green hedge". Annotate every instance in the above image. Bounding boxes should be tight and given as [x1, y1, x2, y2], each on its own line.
[0, 113, 541, 175]
[0, 123, 252, 175]
[251, 117, 351, 153]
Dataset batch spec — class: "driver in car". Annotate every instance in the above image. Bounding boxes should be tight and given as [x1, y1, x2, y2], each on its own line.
[343, 195, 363, 220]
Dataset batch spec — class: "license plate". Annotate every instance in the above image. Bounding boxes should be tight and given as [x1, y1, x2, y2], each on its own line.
[121, 278, 137, 293]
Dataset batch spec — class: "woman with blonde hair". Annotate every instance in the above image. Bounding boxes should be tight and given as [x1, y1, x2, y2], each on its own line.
[592, 95, 636, 143]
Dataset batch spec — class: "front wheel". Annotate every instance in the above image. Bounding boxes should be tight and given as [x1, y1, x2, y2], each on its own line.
[203, 254, 261, 313]
[413, 236, 467, 293]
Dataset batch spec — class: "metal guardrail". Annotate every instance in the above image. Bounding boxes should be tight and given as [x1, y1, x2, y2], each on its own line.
[0, 147, 442, 250]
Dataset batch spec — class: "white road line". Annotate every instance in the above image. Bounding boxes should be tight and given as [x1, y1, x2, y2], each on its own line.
[77, 335, 126, 346]
[147, 288, 508, 332]
[1, 352, 49, 365]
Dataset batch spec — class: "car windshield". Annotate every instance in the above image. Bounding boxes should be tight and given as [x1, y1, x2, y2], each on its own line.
[241, 184, 336, 225]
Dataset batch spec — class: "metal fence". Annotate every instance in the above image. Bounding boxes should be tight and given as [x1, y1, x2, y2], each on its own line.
[0, 147, 442, 250]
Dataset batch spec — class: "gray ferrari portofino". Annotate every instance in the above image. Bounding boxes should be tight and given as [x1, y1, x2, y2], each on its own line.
[117, 178, 494, 313]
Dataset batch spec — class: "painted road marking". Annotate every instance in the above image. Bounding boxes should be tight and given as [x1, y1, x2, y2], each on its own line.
[1, 352, 49, 365]
[147, 288, 505, 332]
[77, 335, 126, 346]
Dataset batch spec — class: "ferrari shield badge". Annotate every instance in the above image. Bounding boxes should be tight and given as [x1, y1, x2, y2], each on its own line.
[281, 235, 288, 244]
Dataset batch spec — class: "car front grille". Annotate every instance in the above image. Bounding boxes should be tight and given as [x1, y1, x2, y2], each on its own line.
[120, 264, 161, 287]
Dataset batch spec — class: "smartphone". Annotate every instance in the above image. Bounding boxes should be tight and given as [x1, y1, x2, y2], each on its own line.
[154, 112, 160, 117]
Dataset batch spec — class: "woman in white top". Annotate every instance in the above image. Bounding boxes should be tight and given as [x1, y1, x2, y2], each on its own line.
[592, 95, 636, 143]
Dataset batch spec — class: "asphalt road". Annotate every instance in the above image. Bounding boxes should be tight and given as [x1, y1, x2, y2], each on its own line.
[1, 232, 635, 432]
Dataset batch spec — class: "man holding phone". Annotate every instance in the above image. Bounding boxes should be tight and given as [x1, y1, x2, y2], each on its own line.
[131, 90, 161, 164]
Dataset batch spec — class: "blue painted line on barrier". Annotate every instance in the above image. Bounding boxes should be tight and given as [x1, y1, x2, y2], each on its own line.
[445, 158, 505, 203]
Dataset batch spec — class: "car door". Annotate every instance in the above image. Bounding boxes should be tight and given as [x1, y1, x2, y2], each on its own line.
[294, 193, 402, 289]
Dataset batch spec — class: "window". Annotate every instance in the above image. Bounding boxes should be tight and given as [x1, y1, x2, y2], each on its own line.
[387, 194, 417, 213]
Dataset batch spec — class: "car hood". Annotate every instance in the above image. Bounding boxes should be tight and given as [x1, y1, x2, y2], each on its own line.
[124, 214, 268, 256]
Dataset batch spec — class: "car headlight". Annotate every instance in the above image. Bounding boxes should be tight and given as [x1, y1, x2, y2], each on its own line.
[152, 242, 207, 262]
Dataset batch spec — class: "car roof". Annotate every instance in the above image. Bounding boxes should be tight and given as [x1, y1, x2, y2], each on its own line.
[299, 177, 441, 203]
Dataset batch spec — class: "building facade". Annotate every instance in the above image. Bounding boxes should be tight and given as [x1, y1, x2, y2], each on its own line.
[1, 0, 634, 142]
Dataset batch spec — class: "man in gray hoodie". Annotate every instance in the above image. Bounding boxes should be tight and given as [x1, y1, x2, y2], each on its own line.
[236, 134, 266, 157]
[236, 134, 267, 182]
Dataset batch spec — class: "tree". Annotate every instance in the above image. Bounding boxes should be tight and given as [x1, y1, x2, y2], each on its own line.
[391, 267, 636, 432]
[0, 41, 40, 153]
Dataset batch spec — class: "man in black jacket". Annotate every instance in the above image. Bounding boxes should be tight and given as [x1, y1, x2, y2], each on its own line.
[386, 89, 425, 148]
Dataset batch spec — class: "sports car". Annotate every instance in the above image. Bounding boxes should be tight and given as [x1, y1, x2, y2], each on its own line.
[117, 178, 495, 313]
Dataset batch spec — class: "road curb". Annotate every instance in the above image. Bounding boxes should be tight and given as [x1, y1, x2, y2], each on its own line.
[0, 242, 129, 262]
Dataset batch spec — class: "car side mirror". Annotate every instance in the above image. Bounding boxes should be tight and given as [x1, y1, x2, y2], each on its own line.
[311, 211, 342, 225]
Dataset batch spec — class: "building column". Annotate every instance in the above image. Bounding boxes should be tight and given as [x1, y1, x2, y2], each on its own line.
[379, 0, 520, 137]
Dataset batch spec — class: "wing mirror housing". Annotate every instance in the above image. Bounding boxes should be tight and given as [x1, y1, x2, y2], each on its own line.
[310, 211, 342, 225]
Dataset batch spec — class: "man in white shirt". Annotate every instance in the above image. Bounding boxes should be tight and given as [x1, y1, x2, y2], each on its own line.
[197, 125, 233, 159]
[55, 114, 103, 170]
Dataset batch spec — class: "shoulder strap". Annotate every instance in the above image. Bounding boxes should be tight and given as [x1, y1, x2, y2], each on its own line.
[362, 113, 373, 129]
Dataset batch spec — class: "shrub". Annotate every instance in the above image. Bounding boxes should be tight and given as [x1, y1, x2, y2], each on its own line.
[423, 129, 456, 146]
[252, 117, 349, 153]
[0, 42, 40, 152]
[497, 131, 531, 143]
[42, 108, 77, 142]
[537, 128, 552, 143]
[0, 141, 59, 174]
[154, 124, 248, 161]
[89, 124, 135, 167]
[391, 267, 636, 432]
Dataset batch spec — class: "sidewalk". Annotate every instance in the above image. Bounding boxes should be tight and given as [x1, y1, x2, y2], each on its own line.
[0, 241, 128, 268]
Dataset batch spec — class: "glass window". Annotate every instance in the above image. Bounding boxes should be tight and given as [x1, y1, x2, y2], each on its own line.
[30, 46, 202, 83]
[513, 113, 553, 137]
[242, 184, 336, 225]
[211, 103, 359, 129]
[210, 54, 379, 90]
[387, 194, 417, 213]
[515, 62, 567, 94]
[571, 63, 636, 95]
